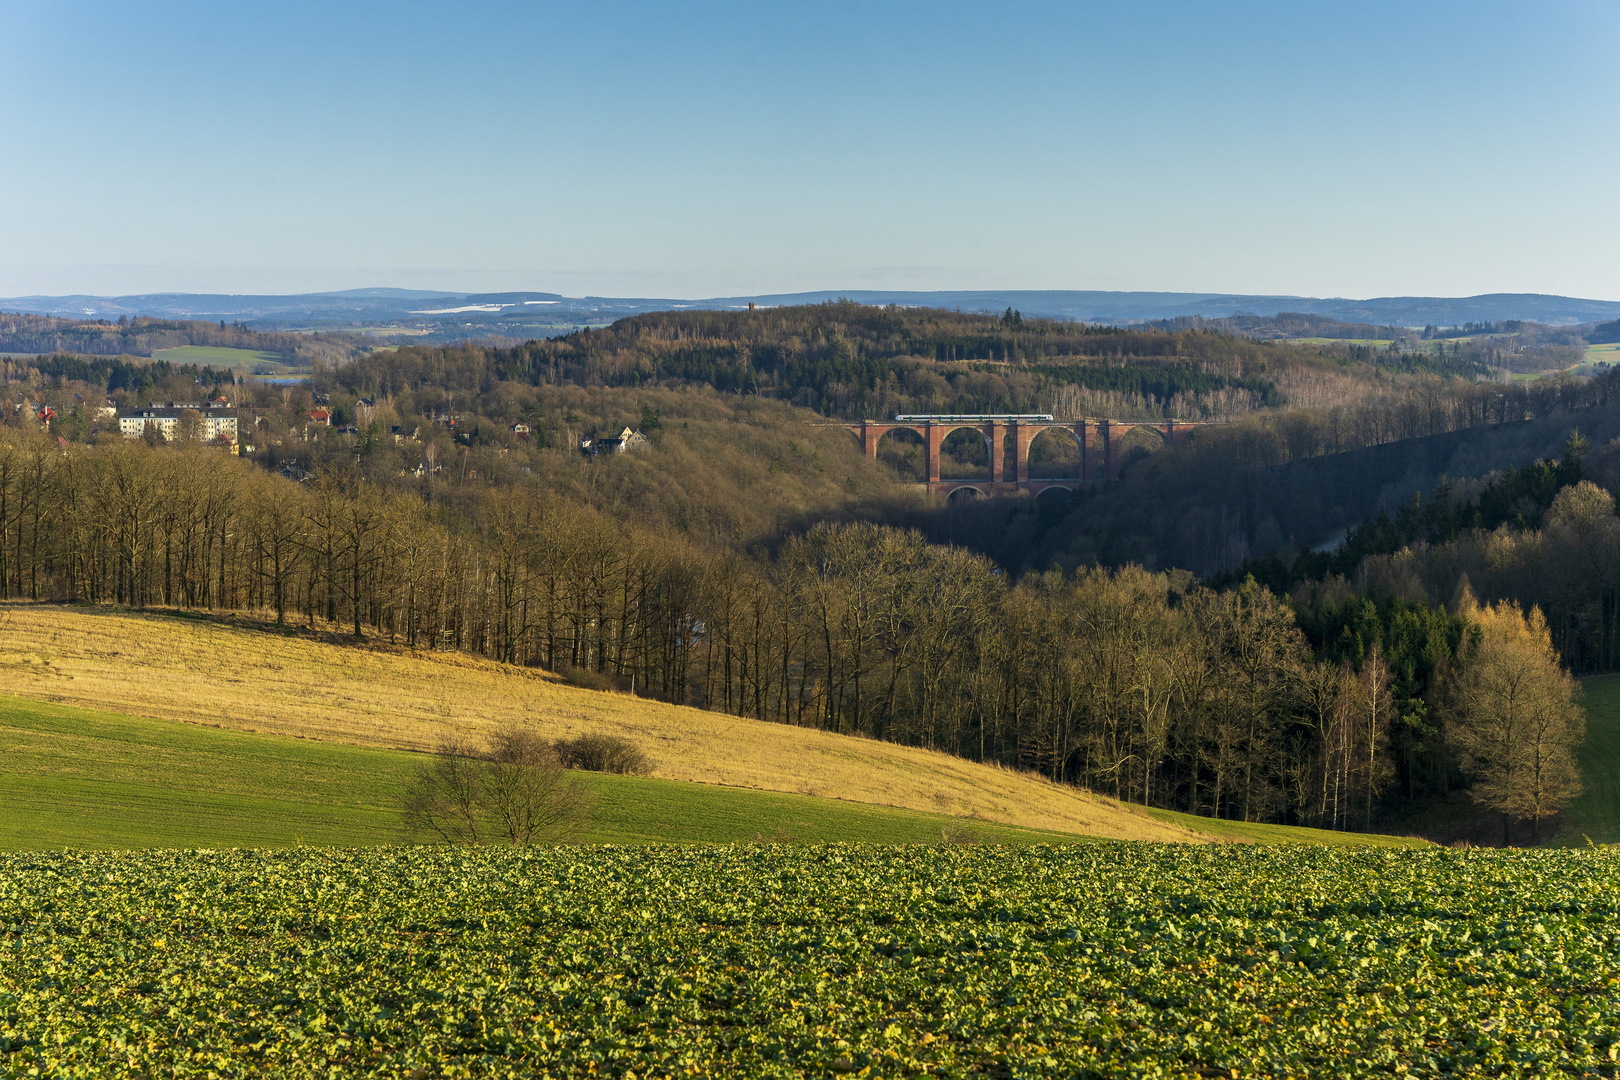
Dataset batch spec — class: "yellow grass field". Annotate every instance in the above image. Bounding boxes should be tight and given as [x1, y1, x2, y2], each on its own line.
[0, 603, 1203, 842]
[1586, 342, 1620, 366]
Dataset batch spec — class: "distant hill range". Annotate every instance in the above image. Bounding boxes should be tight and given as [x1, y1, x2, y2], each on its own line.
[3, 287, 1618, 333]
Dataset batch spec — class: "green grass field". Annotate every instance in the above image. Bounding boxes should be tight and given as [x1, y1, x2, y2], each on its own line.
[1146, 807, 1426, 847]
[1586, 342, 1620, 366]
[1556, 675, 1620, 845]
[0, 696, 1085, 848]
[149, 345, 305, 373]
[1513, 356, 1593, 383]
[1289, 336, 1409, 348]
[0, 694, 1432, 850]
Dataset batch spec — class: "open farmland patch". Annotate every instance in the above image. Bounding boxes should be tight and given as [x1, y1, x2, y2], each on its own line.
[148, 345, 295, 370]
[3, 845, 1617, 1078]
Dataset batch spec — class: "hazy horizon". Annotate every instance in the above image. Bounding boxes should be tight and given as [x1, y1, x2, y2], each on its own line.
[5, 285, 1620, 306]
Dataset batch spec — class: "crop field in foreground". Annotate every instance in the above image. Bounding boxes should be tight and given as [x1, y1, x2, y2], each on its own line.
[4, 846, 1617, 1078]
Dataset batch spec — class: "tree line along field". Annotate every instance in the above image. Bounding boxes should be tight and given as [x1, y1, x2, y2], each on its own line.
[0, 603, 1203, 844]
[0, 604, 1435, 849]
[0, 312, 365, 365]
[147, 345, 303, 374]
[4, 844, 1617, 1078]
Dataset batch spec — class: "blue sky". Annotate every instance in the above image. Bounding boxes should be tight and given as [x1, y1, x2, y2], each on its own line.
[1, 0, 1616, 299]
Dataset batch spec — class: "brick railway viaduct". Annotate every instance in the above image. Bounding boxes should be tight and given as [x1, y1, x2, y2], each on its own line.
[835, 414, 1217, 498]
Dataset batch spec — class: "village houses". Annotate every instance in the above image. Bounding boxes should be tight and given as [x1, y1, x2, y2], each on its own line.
[579, 426, 650, 456]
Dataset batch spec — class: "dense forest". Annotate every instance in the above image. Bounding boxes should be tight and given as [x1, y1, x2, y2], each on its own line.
[326, 302, 1489, 422]
[12, 354, 242, 397]
[0, 302, 1607, 838]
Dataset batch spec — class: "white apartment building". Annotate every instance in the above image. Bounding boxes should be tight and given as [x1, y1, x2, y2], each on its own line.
[118, 405, 239, 443]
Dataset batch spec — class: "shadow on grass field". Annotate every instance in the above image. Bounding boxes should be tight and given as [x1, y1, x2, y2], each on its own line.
[0, 696, 1085, 848]
[1144, 807, 1429, 848]
[0, 694, 1430, 850]
[1554, 674, 1620, 846]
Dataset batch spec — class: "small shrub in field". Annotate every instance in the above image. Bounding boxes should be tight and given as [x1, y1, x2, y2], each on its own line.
[558, 666, 630, 693]
[402, 726, 589, 844]
[938, 824, 986, 846]
[553, 733, 652, 775]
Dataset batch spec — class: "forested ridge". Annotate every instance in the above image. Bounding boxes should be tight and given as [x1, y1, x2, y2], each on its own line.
[0, 301, 1607, 838]
[329, 301, 1500, 422]
[0, 312, 363, 363]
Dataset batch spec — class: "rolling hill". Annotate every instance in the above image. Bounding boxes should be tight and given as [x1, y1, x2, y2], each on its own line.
[0, 603, 1424, 848]
[0, 696, 1086, 849]
[0, 603, 1197, 843]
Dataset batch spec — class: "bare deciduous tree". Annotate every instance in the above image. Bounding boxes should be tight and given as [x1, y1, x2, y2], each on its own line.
[483, 726, 589, 844]
[402, 737, 488, 845]
[403, 727, 589, 845]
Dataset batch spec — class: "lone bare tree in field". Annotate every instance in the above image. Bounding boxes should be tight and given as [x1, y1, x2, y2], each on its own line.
[483, 727, 589, 844]
[1448, 591, 1585, 844]
[403, 726, 589, 845]
[402, 737, 489, 845]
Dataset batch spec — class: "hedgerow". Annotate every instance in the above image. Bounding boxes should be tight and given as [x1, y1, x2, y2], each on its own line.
[2, 845, 1617, 1077]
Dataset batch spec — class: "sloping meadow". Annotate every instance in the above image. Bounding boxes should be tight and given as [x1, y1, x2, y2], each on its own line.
[3, 844, 1616, 1077]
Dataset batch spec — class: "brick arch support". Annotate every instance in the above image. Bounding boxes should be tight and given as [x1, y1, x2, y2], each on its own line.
[847, 422, 926, 461]
[844, 416, 1208, 490]
[924, 421, 1000, 483]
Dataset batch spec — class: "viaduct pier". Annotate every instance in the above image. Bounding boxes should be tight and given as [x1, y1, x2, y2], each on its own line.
[838, 414, 1215, 497]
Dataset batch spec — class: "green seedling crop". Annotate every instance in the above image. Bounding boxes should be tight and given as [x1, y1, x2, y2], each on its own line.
[2, 844, 1617, 1077]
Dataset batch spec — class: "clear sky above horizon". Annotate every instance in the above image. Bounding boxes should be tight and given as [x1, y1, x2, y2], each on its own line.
[2, 0, 1617, 301]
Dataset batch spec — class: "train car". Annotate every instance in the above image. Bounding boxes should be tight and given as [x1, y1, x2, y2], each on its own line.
[890, 414, 1055, 423]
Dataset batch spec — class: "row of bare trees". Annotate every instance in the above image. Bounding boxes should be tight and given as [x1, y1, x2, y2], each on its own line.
[0, 431, 1581, 831]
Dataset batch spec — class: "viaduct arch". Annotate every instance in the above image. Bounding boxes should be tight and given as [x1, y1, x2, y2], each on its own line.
[840, 414, 1213, 496]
